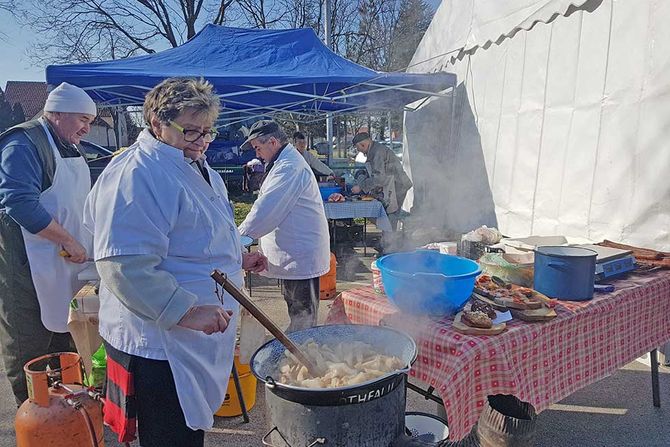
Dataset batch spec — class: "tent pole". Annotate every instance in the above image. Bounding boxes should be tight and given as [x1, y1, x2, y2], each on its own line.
[115, 106, 123, 150]
[324, 0, 334, 164]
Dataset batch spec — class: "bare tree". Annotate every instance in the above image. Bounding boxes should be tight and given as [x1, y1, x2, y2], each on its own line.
[0, 0, 14, 12]
[235, 0, 290, 28]
[0, 1, 17, 40]
[18, 0, 237, 65]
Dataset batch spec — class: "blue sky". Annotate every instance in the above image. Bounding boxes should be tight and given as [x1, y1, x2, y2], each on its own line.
[0, 12, 45, 90]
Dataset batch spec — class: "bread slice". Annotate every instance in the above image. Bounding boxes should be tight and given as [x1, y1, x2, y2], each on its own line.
[462, 310, 493, 329]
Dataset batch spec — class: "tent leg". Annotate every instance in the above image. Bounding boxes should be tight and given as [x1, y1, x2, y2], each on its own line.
[448, 86, 456, 152]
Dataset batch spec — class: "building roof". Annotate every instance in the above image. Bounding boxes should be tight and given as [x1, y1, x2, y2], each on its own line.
[4, 81, 48, 120]
[3, 80, 113, 128]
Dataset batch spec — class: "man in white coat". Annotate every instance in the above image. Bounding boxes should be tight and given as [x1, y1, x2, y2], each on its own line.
[239, 120, 330, 332]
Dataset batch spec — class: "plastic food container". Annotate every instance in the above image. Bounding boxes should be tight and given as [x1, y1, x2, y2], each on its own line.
[318, 184, 343, 201]
[371, 260, 385, 294]
[479, 252, 534, 287]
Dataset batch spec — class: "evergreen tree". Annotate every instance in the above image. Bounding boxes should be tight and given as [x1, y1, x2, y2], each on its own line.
[0, 89, 13, 132]
[10, 103, 25, 126]
[389, 0, 433, 71]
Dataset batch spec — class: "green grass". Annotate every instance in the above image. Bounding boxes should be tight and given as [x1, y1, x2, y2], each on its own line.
[232, 201, 253, 226]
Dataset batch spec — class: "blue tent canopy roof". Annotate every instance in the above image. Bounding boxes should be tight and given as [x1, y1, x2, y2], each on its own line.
[46, 25, 456, 120]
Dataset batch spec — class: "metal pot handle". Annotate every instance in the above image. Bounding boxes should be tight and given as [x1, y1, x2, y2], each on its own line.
[262, 427, 326, 447]
[547, 261, 571, 272]
[262, 427, 285, 446]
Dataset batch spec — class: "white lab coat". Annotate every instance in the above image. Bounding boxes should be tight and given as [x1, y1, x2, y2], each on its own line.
[239, 144, 330, 280]
[84, 129, 243, 430]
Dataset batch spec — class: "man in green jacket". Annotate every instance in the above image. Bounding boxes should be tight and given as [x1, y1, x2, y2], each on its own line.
[351, 132, 412, 229]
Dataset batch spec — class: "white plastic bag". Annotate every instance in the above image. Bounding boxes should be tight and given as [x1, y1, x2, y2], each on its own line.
[238, 308, 268, 364]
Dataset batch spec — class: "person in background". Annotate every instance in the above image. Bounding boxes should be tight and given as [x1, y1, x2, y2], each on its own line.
[84, 78, 266, 446]
[293, 131, 334, 180]
[246, 157, 265, 192]
[239, 121, 330, 332]
[0, 82, 96, 404]
[242, 162, 251, 192]
[350, 132, 412, 229]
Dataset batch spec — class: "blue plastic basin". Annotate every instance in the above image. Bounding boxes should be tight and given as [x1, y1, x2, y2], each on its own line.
[376, 250, 481, 316]
[318, 185, 342, 201]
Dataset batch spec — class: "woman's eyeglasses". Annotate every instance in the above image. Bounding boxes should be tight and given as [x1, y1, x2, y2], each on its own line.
[169, 121, 218, 143]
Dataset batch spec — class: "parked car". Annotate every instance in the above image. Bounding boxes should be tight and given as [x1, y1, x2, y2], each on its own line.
[80, 138, 259, 189]
[205, 139, 258, 188]
[79, 140, 115, 184]
[313, 141, 330, 157]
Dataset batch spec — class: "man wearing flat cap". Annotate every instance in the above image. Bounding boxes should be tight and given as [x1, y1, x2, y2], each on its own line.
[0, 82, 96, 404]
[239, 120, 329, 332]
[351, 132, 412, 230]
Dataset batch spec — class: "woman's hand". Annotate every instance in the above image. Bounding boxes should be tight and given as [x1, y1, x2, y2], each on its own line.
[242, 251, 267, 273]
[178, 305, 234, 335]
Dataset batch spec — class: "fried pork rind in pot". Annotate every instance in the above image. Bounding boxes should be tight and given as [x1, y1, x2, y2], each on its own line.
[278, 339, 405, 388]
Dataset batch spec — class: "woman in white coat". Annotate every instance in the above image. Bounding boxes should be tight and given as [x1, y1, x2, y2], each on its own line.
[84, 78, 266, 446]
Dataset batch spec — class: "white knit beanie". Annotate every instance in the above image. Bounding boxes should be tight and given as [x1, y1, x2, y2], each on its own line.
[44, 82, 97, 116]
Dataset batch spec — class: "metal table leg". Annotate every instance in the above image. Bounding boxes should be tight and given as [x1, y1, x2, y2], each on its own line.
[651, 349, 661, 407]
[231, 363, 250, 423]
[406, 382, 444, 405]
[363, 218, 367, 256]
[245, 246, 252, 297]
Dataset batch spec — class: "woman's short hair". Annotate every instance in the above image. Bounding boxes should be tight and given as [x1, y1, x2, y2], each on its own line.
[143, 78, 220, 125]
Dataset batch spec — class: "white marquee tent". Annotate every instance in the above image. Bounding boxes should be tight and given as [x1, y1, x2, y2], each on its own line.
[404, 0, 670, 250]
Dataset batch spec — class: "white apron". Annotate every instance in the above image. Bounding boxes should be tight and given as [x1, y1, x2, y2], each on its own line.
[21, 119, 91, 333]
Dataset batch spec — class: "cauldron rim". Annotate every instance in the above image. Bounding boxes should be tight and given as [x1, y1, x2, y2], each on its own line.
[249, 324, 417, 394]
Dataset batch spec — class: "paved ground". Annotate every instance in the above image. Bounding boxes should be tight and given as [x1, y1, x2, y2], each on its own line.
[0, 240, 668, 446]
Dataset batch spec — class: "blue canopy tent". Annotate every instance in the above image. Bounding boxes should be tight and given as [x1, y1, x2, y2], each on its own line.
[46, 25, 456, 123]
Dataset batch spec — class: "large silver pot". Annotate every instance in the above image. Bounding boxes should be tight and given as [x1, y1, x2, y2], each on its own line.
[251, 324, 417, 447]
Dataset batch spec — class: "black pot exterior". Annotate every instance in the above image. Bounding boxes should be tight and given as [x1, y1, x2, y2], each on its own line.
[265, 375, 407, 447]
[252, 324, 417, 446]
[265, 372, 406, 406]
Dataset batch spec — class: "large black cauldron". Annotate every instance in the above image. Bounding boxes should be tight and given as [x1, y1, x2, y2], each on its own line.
[251, 324, 417, 447]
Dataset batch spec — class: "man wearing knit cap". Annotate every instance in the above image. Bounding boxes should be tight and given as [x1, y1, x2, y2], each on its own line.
[0, 82, 97, 404]
[351, 132, 412, 222]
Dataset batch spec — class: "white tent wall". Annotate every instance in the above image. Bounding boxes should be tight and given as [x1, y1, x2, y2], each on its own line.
[404, 0, 670, 250]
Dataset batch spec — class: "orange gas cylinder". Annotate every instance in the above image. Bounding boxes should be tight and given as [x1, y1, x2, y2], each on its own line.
[15, 352, 104, 447]
[319, 252, 337, 300]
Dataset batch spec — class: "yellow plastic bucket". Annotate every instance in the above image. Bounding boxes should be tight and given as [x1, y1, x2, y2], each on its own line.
[215, 356, 257, 417]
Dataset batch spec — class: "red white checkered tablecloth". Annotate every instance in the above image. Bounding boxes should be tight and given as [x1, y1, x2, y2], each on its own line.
[326, 272, 670, 440]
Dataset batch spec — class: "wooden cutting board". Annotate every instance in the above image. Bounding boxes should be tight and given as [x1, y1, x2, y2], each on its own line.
[472, 293, 509, 311]
[453, 313, 506, 335]
[510, 306, 557, 322]
[494, 296, 543, 310]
